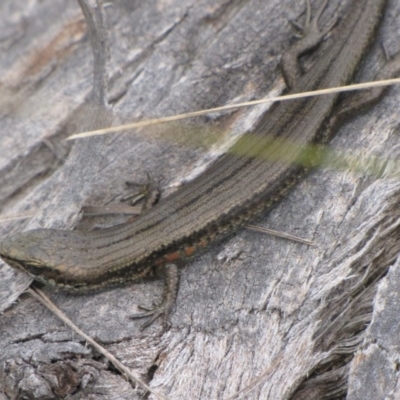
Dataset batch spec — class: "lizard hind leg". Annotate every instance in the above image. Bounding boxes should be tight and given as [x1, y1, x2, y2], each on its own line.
[313, 51, 400, 177]
[326, 50, 400, 142]
[282, 0, 338, 89]
[329, 52, 400, 130]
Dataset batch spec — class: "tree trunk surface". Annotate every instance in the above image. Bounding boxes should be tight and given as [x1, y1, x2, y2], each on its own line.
[1, 0, 400, 399]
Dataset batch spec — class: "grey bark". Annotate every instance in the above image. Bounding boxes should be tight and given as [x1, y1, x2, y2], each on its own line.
[1, 0, 400, 399]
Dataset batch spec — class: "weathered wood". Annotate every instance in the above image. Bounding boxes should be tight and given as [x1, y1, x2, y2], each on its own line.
[1, 0, 400, 398]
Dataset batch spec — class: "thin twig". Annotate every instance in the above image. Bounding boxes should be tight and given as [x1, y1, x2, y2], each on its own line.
[27, 287, 169, 400]
[246, 224, 315, 246]
[67, 78, 400, 140]
[0, 213, 35, 223]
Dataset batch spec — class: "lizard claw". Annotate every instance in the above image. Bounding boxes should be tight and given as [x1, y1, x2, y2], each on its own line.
[282, 0, 339, 89]
[130, 302, 172, 331]
[122, 172, 162, 210]
[130, 263, 179, 330]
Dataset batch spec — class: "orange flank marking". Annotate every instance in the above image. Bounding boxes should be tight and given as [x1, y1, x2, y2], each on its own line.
[184, 246, 196, 257]
[154, 257, 164, 266]
[164, 251, 181, 262]
[198, 238, 208, 247]
[154, 242, 206, 266]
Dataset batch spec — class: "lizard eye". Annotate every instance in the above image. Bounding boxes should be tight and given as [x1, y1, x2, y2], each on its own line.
[26, 263, 46, 276]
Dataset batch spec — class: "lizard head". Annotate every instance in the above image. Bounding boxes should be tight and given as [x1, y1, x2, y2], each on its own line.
[0, 229, 63, 287]
[0, 229, 91, 291]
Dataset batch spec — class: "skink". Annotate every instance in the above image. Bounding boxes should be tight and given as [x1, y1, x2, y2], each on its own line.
[0, 0, 393, 328]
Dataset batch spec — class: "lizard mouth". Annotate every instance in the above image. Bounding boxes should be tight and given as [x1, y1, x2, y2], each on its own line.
[0, 255, 27, 273]
[0, 254, 48, 278]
